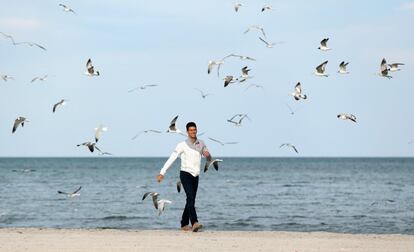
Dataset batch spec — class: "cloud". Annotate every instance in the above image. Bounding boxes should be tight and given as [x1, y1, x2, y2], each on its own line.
[0, 17, 42, 30]
[401, 2, 414, 10]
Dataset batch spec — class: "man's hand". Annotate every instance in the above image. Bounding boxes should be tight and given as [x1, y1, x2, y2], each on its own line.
[203, 150, 212, 161]
[156, 174, 164, 183]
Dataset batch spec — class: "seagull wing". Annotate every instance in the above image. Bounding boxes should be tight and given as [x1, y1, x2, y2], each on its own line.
[86, 59, 94, 74]
[72, 186, 82, 194]
[295, 82, 302, 93]
[208, 137, 223, 145]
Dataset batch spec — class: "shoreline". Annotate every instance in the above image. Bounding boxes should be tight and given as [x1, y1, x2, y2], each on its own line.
[1, 228, 413, 252]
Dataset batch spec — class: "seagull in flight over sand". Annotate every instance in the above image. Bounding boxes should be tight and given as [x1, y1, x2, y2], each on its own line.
[12, 117, 29, 133]
[315, 60, 329, 77]
[388, 63, 404, 72]
[379, 58, 392, 79]
[227, 114, 251, 126]
[142, 192, 171, 216]
[94, 125, 108, 143]
[204, 159, 223, 172]
[128, 84, 158, 93]
[59, 4, 76, 14]
[31, 75, 49, 83]
[167, 115, 182, 134]
[337, 113, 357, 123]
[85, 58, 100, 76]
[244, 25, 266, 38]
[234, 3, 242, 12]
[58, 186, 82, 197]
[207, 60, 224, 77]
[338, 61, 350, 74]
[261, 5, 272, 12]
[195, 88, 212, 99]
[318, 38, 331, 51]
[1, 75, 14, 82]
[280, 143, 299, 154]
[291, 82, 307, 101]
[208, 137, 238, 146]
[131, 129, 162, 140]
[53, 99, 67, 113]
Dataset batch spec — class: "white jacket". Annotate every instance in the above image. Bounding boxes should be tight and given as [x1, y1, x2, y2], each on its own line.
[160, 138, 208, 177]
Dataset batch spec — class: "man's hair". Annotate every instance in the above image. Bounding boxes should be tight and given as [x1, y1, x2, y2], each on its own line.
[186, 122, 197, 131]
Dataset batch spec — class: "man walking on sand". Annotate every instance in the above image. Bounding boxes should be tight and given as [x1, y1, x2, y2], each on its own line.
[157, 122, 212, 232]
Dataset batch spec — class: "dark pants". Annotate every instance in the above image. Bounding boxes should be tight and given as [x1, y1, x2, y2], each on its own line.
[180, 171, 199, 227]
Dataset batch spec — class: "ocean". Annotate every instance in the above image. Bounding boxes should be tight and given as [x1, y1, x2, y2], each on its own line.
[0, 157, 413, 234]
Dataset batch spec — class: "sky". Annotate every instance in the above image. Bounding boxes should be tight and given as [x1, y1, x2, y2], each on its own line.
[0, 0, 413, 157]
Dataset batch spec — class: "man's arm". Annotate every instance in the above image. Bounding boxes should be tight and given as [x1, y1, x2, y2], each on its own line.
[157, 144, 183, 183]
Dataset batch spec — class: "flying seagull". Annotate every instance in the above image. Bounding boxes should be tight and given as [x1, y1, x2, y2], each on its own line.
[195, 88, 212, 99]
[31, 75, 48, 83]
[388, 63, 404, 72]
[128, 84, 158, 93]
[167, 115, 182, 134]
[379, 58, 392, 79]
[0, 32, 46, 51]
[1, 75, 14, 82]
[58, 186, 82, 197]
[315, 60, 329, 77]
[238, 66, 252, 83]
[280, 143, 299, 154]
[207, 60, 224, 77]
[261, 5, 272, 12]
[318, 38, 331, 51]
[204, 159, 223, 172]
[245, 83, 264, 91]
[94, 125, 108, 143]
[85, 58, 100, 76]
[208, 137, 238, 146]
[337, 113, 357, 123]
[142, 192, 171, 215]
[131, 129, 162, 140]
[223, 53, 256, 61]
[291, 82, 307, 101]
[227, 114, 251, 126]
[258, 37, 279, 48]
[244, 26, 266, 38]
[338, 61, 350, 74]
[12, 117, 29, 133]
[53, 99, 67, 113]
[59, 4, 76, 14]
[77, 142, 100, 153]
[224, 75, 238, 87]
[234, 3, 242, 12]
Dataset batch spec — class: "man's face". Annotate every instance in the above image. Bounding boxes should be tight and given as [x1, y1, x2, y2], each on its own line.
[187, 126, 197, 138]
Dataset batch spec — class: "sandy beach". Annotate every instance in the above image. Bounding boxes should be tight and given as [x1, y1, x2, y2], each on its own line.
[0, 228, 413, 252]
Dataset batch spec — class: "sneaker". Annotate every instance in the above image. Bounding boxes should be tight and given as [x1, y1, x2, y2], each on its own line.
[192, 222, 203, 232]
[181, 225, 191, 231]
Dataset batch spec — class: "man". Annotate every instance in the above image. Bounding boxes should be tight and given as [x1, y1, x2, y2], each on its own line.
[157, 122, 212, 232]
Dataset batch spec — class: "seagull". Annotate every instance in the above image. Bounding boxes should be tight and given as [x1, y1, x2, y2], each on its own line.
[128, 84, 158, 93]
[315, 60, 329, 77]
[195, 88, 212, 99]
[238, 66, 252, 82]
[12, 117, 29, 133]
[176, 181, 182, 193]
[261, 5, 272, 12]
[94, 125, 108, 143]
[131, 129, 162, 140]
[208, 137, 238, 146]
[337, 113, 357, 123]
[1, 75, 14, 82]
[244, 26, 266, 38]
[280, 143, 299, 154]
[388, 63, 404, 72]
[227, 114, 251, 126]
[207, 60, 224, 77]
[0, 32, 15, 44]
[318, 38, 331, 51]
[53, 99, 67, 113]
[258, 37, 279, 48]
[234, 3, 242, 12]
[245, 84, 264, 91]
[77, 142, 98, 152]
[167, 115, 182, 134]
[31, 75, 48, 83]
[223, 53, 256, 61]
[291, 82, 307, 101]
[85, 58, 100, 76]
[58, 186, 82, 197]
[0, 32, 46, 50]
[224, 75, 238, 87]
[204, 159, 223, 172]
[156, 199, 172, 216]
[379, 58, 392, 79]
[59, 4, 76, 14]
[338, 61, 350, 74]
[142, 192, 171, 215]
[96, 148, 113, 156]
